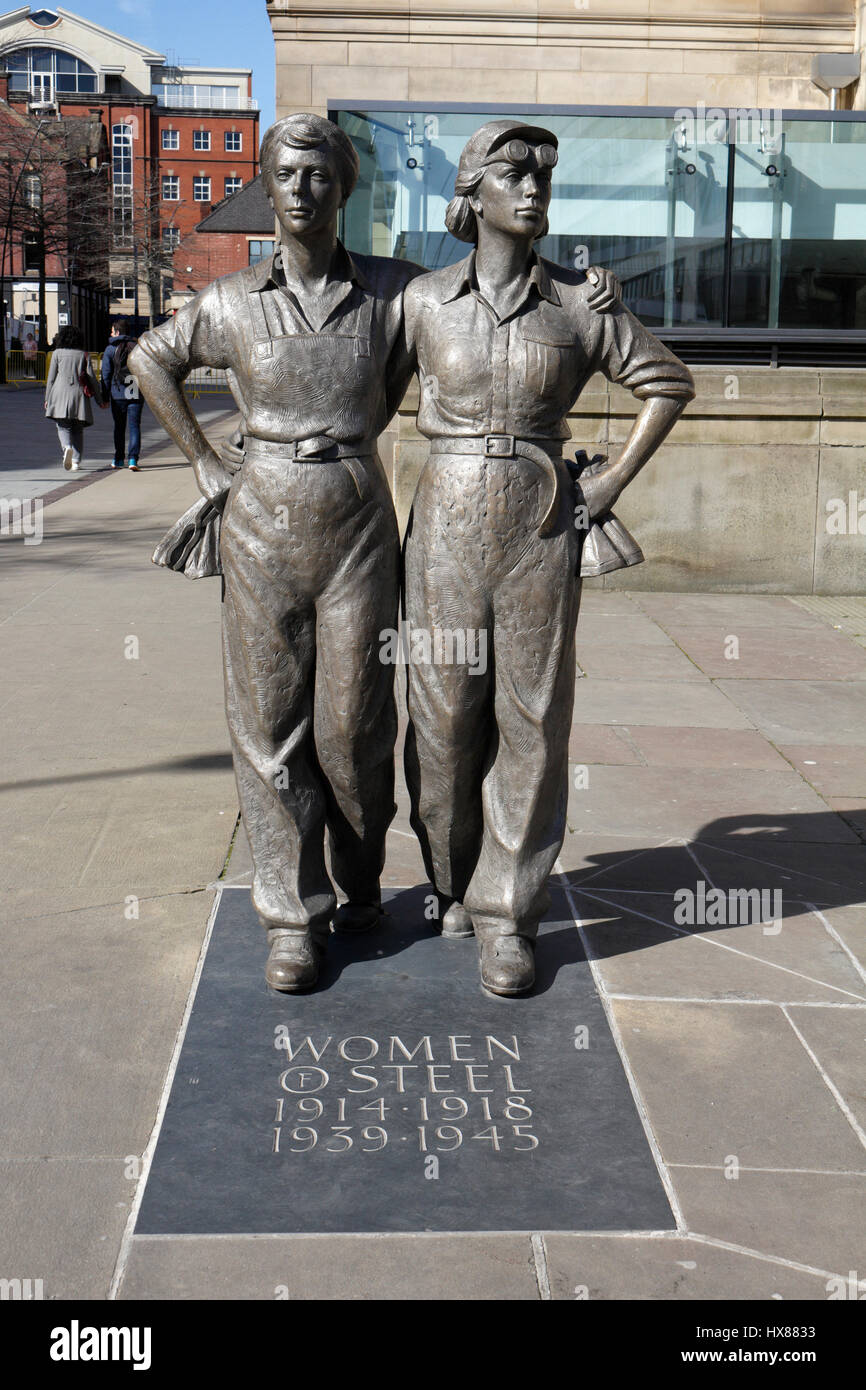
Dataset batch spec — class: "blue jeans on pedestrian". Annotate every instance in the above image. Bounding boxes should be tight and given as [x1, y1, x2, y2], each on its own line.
[111, 398, 143, 463]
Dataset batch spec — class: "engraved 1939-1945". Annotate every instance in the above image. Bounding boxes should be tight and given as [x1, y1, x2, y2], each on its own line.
[271, 1032, 539, 1157]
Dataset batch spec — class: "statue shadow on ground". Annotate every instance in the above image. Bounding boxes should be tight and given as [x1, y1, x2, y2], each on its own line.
[559, 809, 866, 964]
[305, 810, 865, 997]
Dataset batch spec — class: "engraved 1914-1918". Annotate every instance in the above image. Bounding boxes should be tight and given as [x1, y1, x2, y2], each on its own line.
[271, 1032, 538, 1156]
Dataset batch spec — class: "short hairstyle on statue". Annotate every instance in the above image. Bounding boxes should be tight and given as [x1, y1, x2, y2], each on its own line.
[260, 113, 360, 202]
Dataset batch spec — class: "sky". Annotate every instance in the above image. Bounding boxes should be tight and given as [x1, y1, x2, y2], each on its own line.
[49, 0, 276, 126]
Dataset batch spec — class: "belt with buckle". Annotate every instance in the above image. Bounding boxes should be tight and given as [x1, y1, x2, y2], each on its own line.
[429, 435, 565, 535]
[243, 435, 375, 461]
[429, 434, 564, 459]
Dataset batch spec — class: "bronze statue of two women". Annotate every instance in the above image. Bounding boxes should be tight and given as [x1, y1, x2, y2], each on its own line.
[130, 113, 694, 999]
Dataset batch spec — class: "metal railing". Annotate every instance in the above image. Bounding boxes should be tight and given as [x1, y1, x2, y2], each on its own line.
[182, 367, 232, 398]
[5, 350, 47, 384]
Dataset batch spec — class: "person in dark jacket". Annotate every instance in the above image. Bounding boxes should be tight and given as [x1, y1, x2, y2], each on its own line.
[44, 325, 104, 470]
[101, 317, 145, 470]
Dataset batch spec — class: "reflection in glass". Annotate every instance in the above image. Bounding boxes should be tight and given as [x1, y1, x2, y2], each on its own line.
[337, 109, 866, 333]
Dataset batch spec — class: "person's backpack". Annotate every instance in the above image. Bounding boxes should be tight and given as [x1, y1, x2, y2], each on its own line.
[111, 338, 132, 386]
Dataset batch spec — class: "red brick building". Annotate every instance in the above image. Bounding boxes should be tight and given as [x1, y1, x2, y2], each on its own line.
[171, 174, 275, 308]
[0, 67, 110, 349]
[0, 5, 259, 327]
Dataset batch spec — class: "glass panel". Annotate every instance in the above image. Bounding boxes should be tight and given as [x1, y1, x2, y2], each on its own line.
[729, 119, 866, 330]
[338, 109, 728, 327]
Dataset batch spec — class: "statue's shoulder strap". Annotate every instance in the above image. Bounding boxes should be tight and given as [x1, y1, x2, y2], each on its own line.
[245, 280, 270, 343]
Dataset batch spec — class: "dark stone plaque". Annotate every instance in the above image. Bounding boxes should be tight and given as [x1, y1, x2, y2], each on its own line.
[135, 887, 674, 1234]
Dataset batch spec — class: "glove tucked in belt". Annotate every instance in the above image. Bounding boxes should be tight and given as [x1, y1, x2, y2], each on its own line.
[428, 435, 645, 575]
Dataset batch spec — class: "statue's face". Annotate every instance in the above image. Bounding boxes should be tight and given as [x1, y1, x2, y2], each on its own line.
[470, 145, 553, 240]
[265, 142, 343, 238]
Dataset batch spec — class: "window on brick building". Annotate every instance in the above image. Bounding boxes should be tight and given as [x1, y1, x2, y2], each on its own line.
[162, 129, 179, 150]
[224, 177, 243, 197]
[111, 122, 134, 249]
[110, 277, 134, 299]
[162, 226, 181, 249]
[162, 175, 179, 201]
[193, 176, 211, 202]
[225, 131, 242, 152]
[248, 239, 275, 266]
[193, 130, 211, 151]
[22, 232, 40, 272]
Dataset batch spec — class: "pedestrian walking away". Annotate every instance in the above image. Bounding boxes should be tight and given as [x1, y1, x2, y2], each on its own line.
[43, 325, 105, 470]
[102, 317, 145, 470]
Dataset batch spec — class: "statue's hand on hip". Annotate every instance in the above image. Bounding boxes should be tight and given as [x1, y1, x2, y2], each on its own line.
[194, 447, 235, 502]
[575, 460, 621, 522]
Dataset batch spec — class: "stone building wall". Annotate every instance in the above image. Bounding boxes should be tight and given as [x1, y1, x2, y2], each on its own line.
[384, 367, 865, 595]
[268, 1, 859, 117]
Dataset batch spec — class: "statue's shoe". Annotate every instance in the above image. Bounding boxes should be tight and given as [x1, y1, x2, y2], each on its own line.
[479, 935, 535, 996]
[441, 901, 474, 939]
[332, 901, 383, 934]
[265, 931, 319, 992]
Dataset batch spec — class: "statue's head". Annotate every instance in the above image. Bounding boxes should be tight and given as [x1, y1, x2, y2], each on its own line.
[445, 120, 558, 245]
[260, 113, 360, 237]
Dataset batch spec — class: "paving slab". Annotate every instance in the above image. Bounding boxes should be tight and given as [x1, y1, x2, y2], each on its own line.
[576, 642, 704, 681]
[544, 1233, 830, 1301]
[567, 722, 641, 765]
[575, 611, 679, 649]
[0, 892, 217, 1158]
[715, 680, 866, 746]
[786, 1005, 866, 1134]
[0, 1157, 137, 1300]
[567, 767, 854, 843]
[610, 999, 866, 1171]
[829, 799, 866, 837]
[674, 1168, 866, 1276]
[576, 896, 866, 1007]
[777, 745, 866, 798]
[627, 726, 790, 770]
[119, 1233, 539, 1301]
[571, 678, 754, 729]
[690, 842, 866, 913]
[631, 594, 823, 629]
[656, 624, 866, 682]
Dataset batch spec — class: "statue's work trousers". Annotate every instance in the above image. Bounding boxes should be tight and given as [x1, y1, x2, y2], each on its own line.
[404, 448, 582, 942]
[220, 439, 399, 933]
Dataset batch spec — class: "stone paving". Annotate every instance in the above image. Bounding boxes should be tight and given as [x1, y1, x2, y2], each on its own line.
[1, 391, 864, 1300]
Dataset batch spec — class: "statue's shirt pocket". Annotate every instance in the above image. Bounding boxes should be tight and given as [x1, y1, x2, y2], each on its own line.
[520, 332, 575, 396]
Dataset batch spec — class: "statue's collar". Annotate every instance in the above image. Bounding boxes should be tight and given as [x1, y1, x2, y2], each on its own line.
[250, 242, 373, 294]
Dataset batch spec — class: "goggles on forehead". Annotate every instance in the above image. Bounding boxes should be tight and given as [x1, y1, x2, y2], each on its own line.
[483, 138, 558, 171]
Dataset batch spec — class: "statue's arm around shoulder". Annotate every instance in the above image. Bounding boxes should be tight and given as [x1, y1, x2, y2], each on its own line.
[384, 266, 426, 422]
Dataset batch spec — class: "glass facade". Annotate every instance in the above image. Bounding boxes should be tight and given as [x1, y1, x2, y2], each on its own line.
[5, 45, 97, 95]
[336, 107, 866, 333]
[153, 84, 243, 110]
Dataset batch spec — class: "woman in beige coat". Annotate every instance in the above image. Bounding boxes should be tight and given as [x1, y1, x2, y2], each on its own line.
[43, 325, 104, 470]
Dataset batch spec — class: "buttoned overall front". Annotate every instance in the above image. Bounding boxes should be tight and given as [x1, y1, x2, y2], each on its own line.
[403, 252, 694, 943]
[136, 247, 421, 933]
